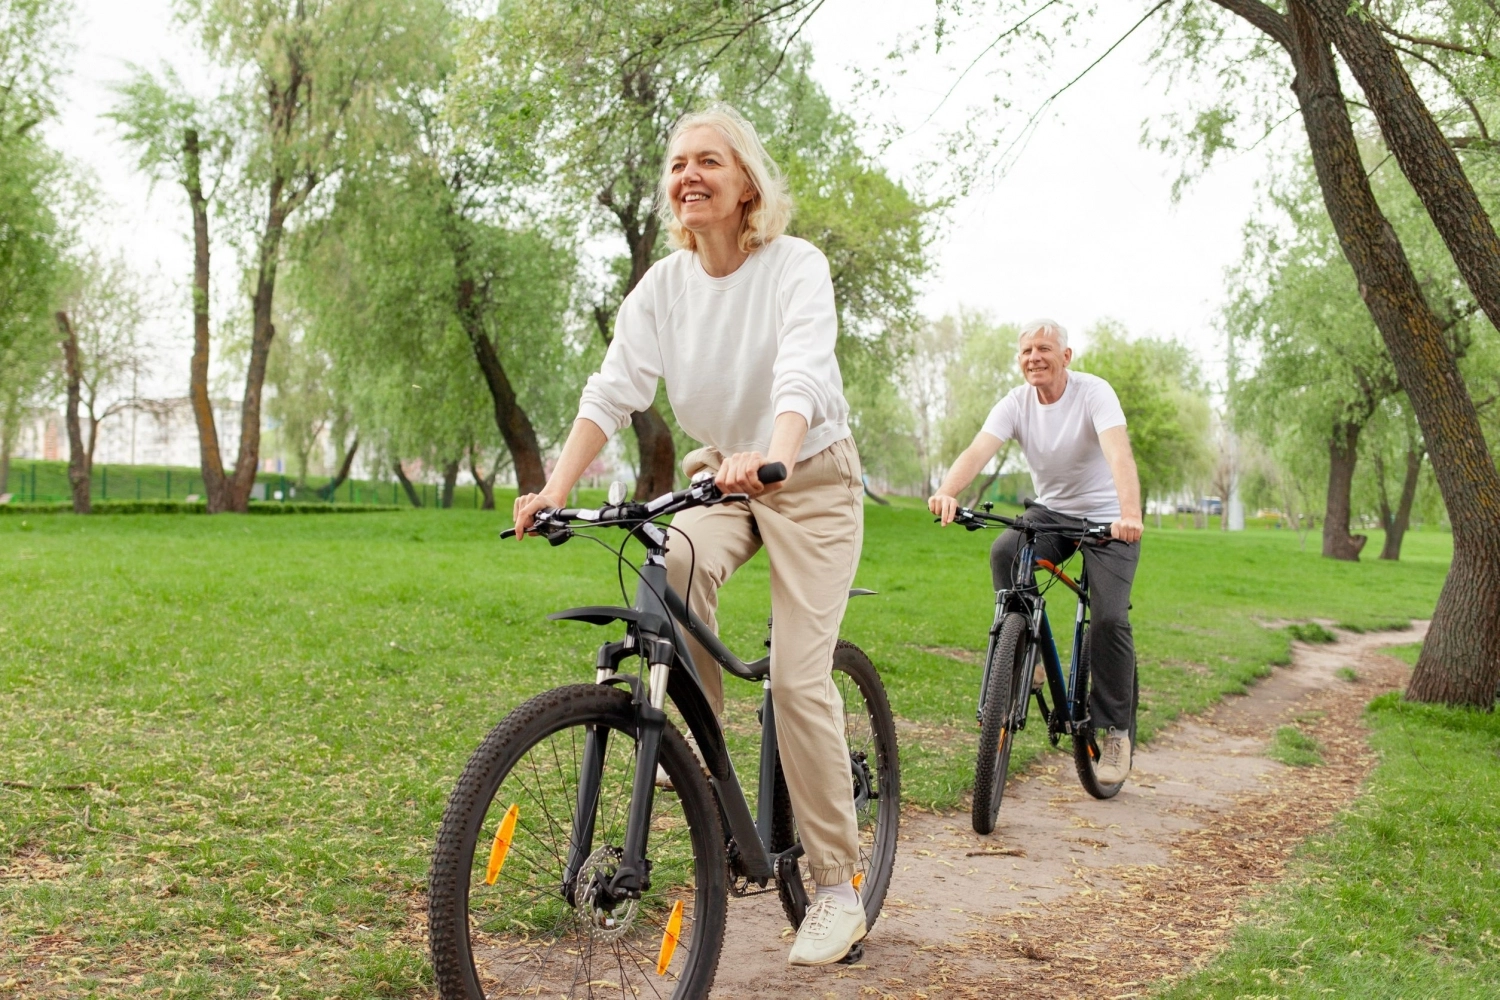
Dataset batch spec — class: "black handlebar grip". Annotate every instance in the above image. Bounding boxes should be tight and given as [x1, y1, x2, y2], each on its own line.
[501, 528, 518, 540]
[757, 462, 787, 485]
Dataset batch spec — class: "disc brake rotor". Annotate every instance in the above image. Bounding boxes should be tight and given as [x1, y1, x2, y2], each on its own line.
[574, 846, 639, 942]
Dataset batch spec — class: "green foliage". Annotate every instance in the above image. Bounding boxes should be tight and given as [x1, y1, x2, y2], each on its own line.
[1073, 321, 1213, 502]
[1159, 693, 1500, 998]
[0, 499, 399, 515]
[1287, 622, 1337, 644]
[1268, 724, 1324, 767]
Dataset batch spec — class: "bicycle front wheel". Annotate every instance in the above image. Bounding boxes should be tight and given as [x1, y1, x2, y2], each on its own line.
[774, 640, 901, 933]
[972, 612, 1029, 834]
[428, 684, 727, 999]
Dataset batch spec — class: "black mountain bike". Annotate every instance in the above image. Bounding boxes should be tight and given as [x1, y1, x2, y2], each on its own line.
[429, 466, 900, 999]
[944, 503, 1135, 835]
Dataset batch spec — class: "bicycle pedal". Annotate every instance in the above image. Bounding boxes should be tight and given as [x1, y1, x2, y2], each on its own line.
[837, 941, 865, 965]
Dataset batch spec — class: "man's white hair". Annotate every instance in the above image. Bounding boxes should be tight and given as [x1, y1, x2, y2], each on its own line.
[1018, 317, 1069, 351]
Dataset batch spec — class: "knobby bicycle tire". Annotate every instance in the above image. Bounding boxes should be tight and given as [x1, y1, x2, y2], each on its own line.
[773, 641, 901, 934]
[972, 613, 1028, 834]
[1071, 629, 1140, 800]
[428, 684, 727, 1000]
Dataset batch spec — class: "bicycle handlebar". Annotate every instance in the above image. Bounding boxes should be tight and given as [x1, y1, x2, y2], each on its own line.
[942, 505, 1115, 542]
[502, 462, 787, 541]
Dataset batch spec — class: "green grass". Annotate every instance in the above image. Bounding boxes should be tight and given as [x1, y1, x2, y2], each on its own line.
[1287, 621, 1338, 643]
[1157, 694, 1500, 999]
[0, 497, 1454, 996]
[1268, 725, 1325, 767]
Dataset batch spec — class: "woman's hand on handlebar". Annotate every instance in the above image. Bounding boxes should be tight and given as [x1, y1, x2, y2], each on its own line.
[512, 489, 568, 539]
[716, 451, 786, 497]
[1111, 514, 1144, 544]
[929, 493, 960, 526]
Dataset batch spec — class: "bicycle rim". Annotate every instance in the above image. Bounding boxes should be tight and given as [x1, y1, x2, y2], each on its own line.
[429, 684, 726, 999]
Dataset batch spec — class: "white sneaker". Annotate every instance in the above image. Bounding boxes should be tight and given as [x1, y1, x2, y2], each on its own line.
[1094, 728, 1132, 785]
[786, 894, 867, 966]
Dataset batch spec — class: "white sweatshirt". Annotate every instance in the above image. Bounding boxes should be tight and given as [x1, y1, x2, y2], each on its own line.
[577, 236, 852, 463]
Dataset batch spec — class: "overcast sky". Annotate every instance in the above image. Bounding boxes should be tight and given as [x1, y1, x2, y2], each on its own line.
[51, 0, 1286, 398]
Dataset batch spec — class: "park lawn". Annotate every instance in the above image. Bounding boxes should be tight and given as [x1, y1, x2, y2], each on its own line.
[1156, 688, 1500, 999]
[0, 500, 1451, 997]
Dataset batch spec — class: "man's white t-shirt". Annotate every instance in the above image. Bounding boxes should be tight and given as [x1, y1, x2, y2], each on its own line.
[981, 371, 1127, 521]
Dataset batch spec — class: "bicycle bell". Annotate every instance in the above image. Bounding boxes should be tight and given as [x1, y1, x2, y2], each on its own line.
[608, 480, 627, 505]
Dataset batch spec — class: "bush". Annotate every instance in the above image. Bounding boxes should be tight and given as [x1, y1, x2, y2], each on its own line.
[0, 500, 401, 515]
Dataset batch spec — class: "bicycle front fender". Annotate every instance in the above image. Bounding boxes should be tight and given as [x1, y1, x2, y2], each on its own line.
[667, 666, 730, 782]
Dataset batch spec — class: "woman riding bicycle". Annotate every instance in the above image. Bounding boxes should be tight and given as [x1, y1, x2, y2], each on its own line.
[512, 104, 868, 967]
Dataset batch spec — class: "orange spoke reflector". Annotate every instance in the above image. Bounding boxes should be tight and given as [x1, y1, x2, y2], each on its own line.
[852, 872, 863, 891]
[656, 899, 685, 975]
[485, 804, 520, 885]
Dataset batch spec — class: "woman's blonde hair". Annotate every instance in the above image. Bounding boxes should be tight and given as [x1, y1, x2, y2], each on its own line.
[658, 103, 792, 253]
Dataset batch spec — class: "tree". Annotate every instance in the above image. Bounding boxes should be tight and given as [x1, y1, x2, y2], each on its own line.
[264, 317, 335, 489]
[57, 250, 153, 468]
[291, 160, 580, 504]
[1073, 323, 1213, 516]
[111, 0, 446, 512]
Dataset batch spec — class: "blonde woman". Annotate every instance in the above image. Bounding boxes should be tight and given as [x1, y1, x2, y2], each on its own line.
[513, 105, 868, 966]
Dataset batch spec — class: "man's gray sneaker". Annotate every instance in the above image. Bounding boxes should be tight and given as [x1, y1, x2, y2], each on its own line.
[1094, 727, 1132, 785]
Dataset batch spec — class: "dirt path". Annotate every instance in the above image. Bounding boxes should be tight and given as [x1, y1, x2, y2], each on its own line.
[711, 624, 1424, 998]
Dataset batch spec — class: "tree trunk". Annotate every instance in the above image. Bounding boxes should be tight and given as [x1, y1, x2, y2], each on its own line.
[226, 183, 291, 513]
[1322, 419, 1367, 560]
[1271, 1, 1500, 706]
[629, 406, 677, 499]
[394, 461, 422, 508]
[1304, 0, 1500, 342]
[1, 391, 20, 496]
[593, 212, 677, 500]
[451, 261, 547, 494]
[470, 448, 498, 511]
[317, 435, 359, 501]
[1380, 436, 1424, 561]
[182, 128, 229, 513]
[56, 312, 90, 514]
[440, 459, 459, 509]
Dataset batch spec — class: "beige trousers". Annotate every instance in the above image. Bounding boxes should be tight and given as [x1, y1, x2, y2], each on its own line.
[665, 437, 863, 885]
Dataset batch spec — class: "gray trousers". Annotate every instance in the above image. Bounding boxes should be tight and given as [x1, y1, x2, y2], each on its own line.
[989, 505, 1140, 732]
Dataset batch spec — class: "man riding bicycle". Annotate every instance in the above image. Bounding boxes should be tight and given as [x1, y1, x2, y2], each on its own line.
[513, 104, 868, 967]
[929, 318, 1144, 785]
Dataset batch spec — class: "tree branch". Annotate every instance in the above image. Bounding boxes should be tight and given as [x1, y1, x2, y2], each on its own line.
[1211, 0, 1294, 53]
[1377, 23, 1496, 62]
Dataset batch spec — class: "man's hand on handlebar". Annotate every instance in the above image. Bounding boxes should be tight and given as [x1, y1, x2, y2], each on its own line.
[512, 489, 568, 539]
[715, 451, 787, 498]
[928, 493, 960, 526]
[1111, 514, 1144, 544]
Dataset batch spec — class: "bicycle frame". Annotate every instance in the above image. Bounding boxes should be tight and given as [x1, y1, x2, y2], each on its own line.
[978, 527, 1093, 744]
[550, 517, 833, 910]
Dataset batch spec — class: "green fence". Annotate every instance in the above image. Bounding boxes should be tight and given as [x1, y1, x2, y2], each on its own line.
[0, 460, 498, 509]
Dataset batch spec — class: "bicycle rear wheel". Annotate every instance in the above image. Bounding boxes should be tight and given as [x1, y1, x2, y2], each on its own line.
[972, 612, 1028, 834]
[428, 684, 727, 999]
[1071, 629, 1139, 800]
[774, 641, 900, 933]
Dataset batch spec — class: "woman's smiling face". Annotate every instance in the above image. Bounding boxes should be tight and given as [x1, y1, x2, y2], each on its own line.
[666, 125, 755, 235]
